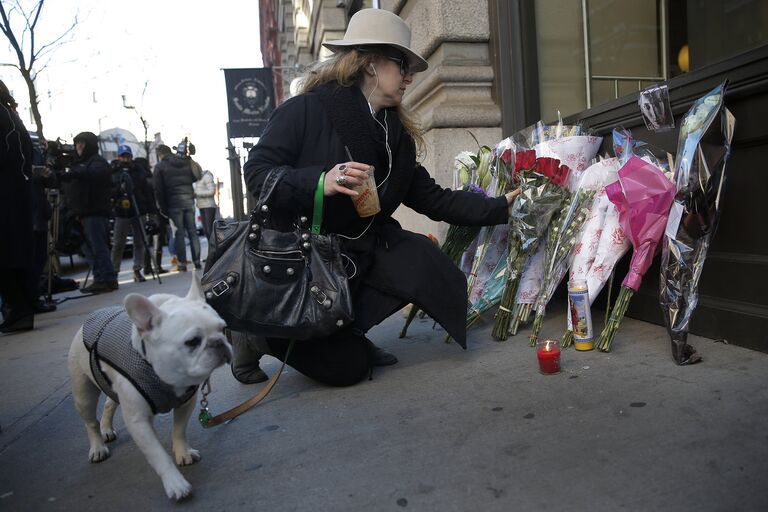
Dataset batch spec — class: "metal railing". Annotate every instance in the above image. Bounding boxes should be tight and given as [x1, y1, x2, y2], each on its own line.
[581, 0, 669, 107]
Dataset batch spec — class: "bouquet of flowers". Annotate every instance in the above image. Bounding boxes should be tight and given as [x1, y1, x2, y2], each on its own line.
[659, 82, 735, 365]
[463, 138, 518, 329]
[595, 155, 676, 351]
[527, 183, 596, 345]
[506, 133, 603, 334]
[400, 146, 493, 338]
[443, 148, 493, 264]
[491, 153, 571, 340]
[561, 158, 628, 347]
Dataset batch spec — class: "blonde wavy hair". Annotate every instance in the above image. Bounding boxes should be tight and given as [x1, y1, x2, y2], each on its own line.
[299, 47, 425, 156]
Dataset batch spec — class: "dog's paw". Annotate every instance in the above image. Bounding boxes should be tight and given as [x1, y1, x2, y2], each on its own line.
[88, 444, 110, 463]
[102, 429, 117, 443]
[162, 473, 193, 501]
[174, 448, 201, 466]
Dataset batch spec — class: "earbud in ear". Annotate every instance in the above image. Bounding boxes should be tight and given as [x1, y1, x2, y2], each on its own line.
[369, 64, 377, 75]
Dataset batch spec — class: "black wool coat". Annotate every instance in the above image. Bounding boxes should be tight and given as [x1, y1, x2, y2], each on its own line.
[153, 155, 198, 212]
[61, 154, 113, 217]
[0, 105, 34, 270]
[243, 82, 508, 347]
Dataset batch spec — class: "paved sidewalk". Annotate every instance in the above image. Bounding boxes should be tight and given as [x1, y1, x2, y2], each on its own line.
[1, 256, 767, 511]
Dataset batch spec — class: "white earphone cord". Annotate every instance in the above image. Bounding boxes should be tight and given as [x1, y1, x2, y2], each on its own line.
[339, 66, 395, 241]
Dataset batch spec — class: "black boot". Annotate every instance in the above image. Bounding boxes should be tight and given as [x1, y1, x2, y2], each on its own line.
[133, 270, 147, 283]
[1, 309, 34, 334]
[229, 330, 269, 384]
[364, 337, 398, 366]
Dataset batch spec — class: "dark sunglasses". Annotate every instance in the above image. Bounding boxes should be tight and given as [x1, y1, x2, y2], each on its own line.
[357, 47, 411, 76]
[383, 55, 410, 76]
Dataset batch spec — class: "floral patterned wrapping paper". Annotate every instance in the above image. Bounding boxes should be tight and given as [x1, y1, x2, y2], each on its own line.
[468, 224, 509, 307]
[534, 135, 604, 189]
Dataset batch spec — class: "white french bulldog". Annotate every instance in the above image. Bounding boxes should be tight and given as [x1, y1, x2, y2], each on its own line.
[67, 276, 232, 501]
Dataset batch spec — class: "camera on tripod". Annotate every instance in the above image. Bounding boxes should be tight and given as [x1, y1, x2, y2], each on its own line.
[112, 160, 135, 215]
[45, 139, 76, 174]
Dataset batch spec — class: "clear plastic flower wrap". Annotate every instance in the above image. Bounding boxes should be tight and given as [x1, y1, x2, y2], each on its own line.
[659, 82, 736, 365]
[527, 180, 597, 346]
[508, 133, 603, 334]
[491, 154, 570, 340]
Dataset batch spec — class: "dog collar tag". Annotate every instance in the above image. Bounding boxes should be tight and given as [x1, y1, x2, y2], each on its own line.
[198, 408, 212, 426]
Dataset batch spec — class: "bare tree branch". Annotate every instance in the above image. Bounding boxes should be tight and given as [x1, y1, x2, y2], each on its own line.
[0, 0, 79, 139]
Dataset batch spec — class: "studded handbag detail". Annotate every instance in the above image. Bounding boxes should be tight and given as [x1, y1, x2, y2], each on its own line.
[201, 168, 354, 340]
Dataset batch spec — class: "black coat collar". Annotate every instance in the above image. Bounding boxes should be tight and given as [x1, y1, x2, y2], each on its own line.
[313, 81, 415, 214]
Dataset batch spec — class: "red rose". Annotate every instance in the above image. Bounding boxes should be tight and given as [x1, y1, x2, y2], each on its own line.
[558, 164, 571, 186]
[515, 150, 537, 171]
[536, 157, 560, 180]
[500, 148, 513, 165]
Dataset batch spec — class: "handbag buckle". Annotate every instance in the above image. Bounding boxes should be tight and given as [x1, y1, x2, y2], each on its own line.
[211, 280, 230, 297]
[309, 285, 328, 305]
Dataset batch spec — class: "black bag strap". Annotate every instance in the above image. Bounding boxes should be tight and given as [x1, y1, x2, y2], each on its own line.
[254, 167, 286, 215]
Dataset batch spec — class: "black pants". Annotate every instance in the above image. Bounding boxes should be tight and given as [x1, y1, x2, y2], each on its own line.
[262, 330, 373, 387]
[0, 268, 34, 318]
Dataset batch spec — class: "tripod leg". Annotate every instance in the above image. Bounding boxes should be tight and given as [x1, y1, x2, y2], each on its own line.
[131, 197, 161, 285]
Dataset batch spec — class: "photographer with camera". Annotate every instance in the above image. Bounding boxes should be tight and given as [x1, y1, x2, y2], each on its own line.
[110, 145, 157, 282]
[153, 141, 202, 271]
[59, 132, 117, 294]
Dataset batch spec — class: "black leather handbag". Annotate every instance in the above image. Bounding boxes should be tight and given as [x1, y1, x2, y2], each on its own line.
[200, 168, 354, 340]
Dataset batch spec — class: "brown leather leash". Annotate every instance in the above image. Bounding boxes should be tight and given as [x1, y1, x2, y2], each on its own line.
[198, 341, 294, 428]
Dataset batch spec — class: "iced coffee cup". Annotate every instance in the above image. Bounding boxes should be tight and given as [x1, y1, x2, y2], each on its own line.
[350, 168, 380, 217]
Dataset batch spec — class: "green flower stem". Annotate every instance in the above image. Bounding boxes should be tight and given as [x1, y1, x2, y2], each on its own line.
[528, 311, 545, 347]
[466, 309, 481, 330]
[399, 304, 420, 338]
[561, 329, 574, 348]
[522, 304, 533, 325]
[596, 286, 635, 352]
[604, 270, 615, 325]
[508, 302, 523, 336]
[491, 277, 519, 340]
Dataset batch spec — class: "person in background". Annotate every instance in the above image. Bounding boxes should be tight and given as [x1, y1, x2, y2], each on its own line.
[60, 131, 117, 294]
[153, 142, 202, 271]
[133, 156, 166, 275]
[151, 145, 175, 271]
[237, 9, 518, 386]
[110, 145, 156, 282]
[193, 168, 218, 242]
[29, 135, 57, 313]
[0, 80, 36, 333]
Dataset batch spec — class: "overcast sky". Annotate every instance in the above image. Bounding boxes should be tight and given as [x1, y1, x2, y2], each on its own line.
[0, 0, 263, 216]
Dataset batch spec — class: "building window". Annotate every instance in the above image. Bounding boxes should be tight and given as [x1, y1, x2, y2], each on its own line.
[534, 0, 768, 121]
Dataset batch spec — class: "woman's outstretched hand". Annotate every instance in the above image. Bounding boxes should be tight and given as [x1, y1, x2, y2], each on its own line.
[505, 187, 521, 205]
[324, 162, 374, 197]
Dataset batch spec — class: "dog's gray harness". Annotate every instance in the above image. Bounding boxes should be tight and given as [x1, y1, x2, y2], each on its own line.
[82, 306, 197, 414]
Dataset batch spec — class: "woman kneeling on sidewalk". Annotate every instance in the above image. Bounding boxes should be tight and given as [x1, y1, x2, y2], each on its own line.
[232, 9, 516, 387]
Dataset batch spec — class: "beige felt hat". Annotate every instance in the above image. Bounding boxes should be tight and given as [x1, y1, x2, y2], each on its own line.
[322, 8, 428, 73]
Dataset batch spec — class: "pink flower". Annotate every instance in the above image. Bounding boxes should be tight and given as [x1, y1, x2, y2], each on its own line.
[611, 227, 626, 245]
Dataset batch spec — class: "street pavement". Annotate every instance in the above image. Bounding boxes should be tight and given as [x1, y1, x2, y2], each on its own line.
[1, 248, 767, 511]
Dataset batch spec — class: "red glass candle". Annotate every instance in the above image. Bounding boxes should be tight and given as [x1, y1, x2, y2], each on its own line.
[537, 339, 561, 374]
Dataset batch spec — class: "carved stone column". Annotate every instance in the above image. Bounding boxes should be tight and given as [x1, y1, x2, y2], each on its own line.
[391, 0, 502, 238]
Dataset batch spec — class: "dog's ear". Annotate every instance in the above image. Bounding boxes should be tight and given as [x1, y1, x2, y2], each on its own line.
[124, 293, 165, 336]
[186, 271, 205, 302]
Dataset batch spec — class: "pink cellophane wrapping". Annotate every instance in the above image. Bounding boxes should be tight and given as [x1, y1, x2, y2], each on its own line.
[605, 155, 676, 291]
